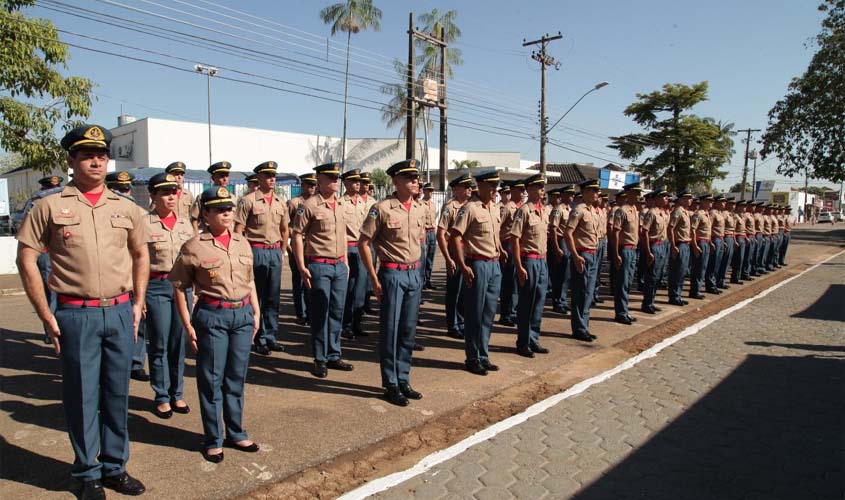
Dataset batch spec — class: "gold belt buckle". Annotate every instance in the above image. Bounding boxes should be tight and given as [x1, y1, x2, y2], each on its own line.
[231, 301, 242, 309]
[99, 297, 111, 307]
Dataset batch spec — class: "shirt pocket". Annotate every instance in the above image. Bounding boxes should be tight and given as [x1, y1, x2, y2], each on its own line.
[52, 215, 82, 248]
[147, 233, 168, 254]
[476, 213, 491, 235]
[201, 259, 223, 284]
[110, 216, 133, 246]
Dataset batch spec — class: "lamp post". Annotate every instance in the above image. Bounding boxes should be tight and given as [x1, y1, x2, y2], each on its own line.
[195, 64, 218, 166]
[547, 81, 609, 135]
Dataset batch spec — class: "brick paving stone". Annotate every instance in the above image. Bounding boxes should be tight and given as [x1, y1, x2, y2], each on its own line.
[372, 253, 845, 500]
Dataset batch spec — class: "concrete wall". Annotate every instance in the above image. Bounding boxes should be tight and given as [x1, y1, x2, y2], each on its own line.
[0, 237, 18, 274]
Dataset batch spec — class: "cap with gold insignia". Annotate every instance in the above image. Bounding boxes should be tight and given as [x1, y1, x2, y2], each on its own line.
[676, 189, 693, 198]
[299, 173, 317, 185]
[579, 178, 600, 191]
[474, 169, 500, 184]
[561, 184, 576, 194]
[106, 171, 134, 186]
[148, 173, 179, 193]
[254, 161, 277, 175]
[601, 192, 609, 199]
[698, 193, 714, 201]
[713, 193, 726, 201]
[245, 173, 259, 184]
[422, 182, 434, 191]
[498, 181, 511, 193]
[314, 162, 342, 176]
[201, 186, 234, 209]
[623, 181, 643, 191]
[449, 172, 473, 187]
[165, 161, 186, 174]
[39, 175, 63, 188]
[340, 168, 362, 181]
[207, 161, 231, 175]
[524, 173, 546, 186]
[511, 178, 526, 189]
[359, 171, 371, 184]
[60, 124, 112, 152]
[386, 159, 420, 178]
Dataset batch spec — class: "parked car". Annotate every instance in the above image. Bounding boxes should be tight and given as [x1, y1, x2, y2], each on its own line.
[817, 211, 834, 223]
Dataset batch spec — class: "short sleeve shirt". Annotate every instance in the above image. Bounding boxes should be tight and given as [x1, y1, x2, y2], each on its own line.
[709, 209, 725, 238]
[290, 193, 351, 259]
[144, 212, 194, 273]
[168, 231, 253, 300]
[641, 209, 668, 241]
[360, 196, 426, 264]
[612, 203, 640, 246]
[438, 198, 466, 234]
[565, 202, 601, 251]
[234, 190, 289, 245]
[500, 201, 521, 237]
[691, 210, 712, 240]
[669, 207, 692, 242]
[341, 193, 365, 242]
[723, 210, 736, 234]
[17, 184, 149, 298]
[509, 202, 552, 254]
[423, 198, 438, 229]
[450, 199, 501, 258]
[550, 203, 571, 238]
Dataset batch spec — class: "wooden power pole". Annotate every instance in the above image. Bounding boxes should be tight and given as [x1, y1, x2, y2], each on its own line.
[737, 128, 760, 201]
[523, 32, 562, 174]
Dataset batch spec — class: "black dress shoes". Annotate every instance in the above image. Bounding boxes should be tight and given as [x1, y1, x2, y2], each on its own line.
[172, 403, 190, 414]
[413, 343, 425, 351]
[101, 472, 146, 496]
[341, 329, 357, 340]
[268, 342, 286, 352]
[447, 330, 464, 340]
[313, 361, 328, 378]
[641, 306, 657, 314]
[201, 449, 224, 463]
[80, 479, 105, 500]
[705, 288, 722, 295]
[615, 315, 633, 325]
[153, 406, 173, 419]
[327, 359, 354, 371]
[690, 294, 705, 300]
[385, 385, 409, 406]
[465, 360, 488, 375]
[482, 359, 500, 371]
[130, 369, 150, 382]
[399, 383, 423, 399]
[224, 439, 260, 452]
[516, 346, 535, 358]
[529, 344, 550, 354]
[254, 344, 271, 356]
[573, 332, 594, 342]
[294, 316, 309, 326]
[498, 318, 516, 327]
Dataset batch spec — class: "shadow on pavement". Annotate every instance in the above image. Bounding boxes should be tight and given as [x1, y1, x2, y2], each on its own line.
[746, 341, 845, 352]
[790, 284, 845, 322]
[573, 354, 844, 500]
[789, 227, 845, 246]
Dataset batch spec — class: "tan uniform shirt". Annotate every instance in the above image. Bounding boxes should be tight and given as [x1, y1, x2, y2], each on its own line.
[785, 215, 793, 231]
[565, 202, 601, 251]
[599, 206, 609, 239]
[290, 193, 352, 259]
[341, 193, 364, 243]
[754, 212, 764, 233]
[612, 203, 640, 247]
[234, 190, 289, 245]
[723, 210, 735, 235]
[144, 212, 194, 273]
[422, 198, 438, 230]
[509, 202, 552, 255]
[500, 201, 521, 238]
[733, 212, 745, 235]
[17, 184, 148, 298]
[169, 230, 253, 300]
[641, 208, 668, 242]
[709, 209, 725, 238]
[691, 209, 712, 240]
[551, 203, 571, 238]
[360, 196, 426, 264]
[743, 212, 756, 236]
[669, 207, 692, 243]
[450, 199, 502, 258]
[288, 196, 305, 223]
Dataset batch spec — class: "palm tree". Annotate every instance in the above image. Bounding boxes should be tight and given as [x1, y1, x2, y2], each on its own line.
[319, 0, 382, 170]
[452, 159, 480, 170]
[416, 9, 463, 79]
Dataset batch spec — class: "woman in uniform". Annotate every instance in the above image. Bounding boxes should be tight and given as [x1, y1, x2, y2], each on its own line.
[169, 187, 260, 463]
[144, 173, 194, 419]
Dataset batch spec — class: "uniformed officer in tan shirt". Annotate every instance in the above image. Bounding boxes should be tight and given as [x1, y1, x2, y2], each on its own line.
[562, 179, 602, 341]
[340, 168, 367, 340]
[170, 186, 260, 464]
[288, 173, 317, 325]
[667, 190, 694, 305]
[705, 194, 726, 293]
[437, 173, 472, 339]
[509, 173, 552, 357]
[359, 159, 426, 407]
[731, 200, 748, 284]
[780, 206, 793, 265]
[752, 202, 767, 275]
[291, 162, 355, 378]
[640, 188, 670, 314]
[164, 161, 195, 224]
[689, 194, 713, 298]
[549, 184, 575, 314]
[593, 192, 610, 305]
[16, 124, 150, 497]
[358, 172, 378, 315]
[234, 161, 289, 356]
[611, 182, 642, 324]
[191, 161, 236, 233]
[421, 182, 438, 290]
[716, 195, 737, 289]
[449, 169, 505, 376]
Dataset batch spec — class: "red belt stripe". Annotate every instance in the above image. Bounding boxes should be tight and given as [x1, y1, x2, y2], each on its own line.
[58, 293, 131, 308]
[199, 295, 251, 309]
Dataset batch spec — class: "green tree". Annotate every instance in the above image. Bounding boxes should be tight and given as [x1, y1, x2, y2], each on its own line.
[760, 0, 845, 183]
[320, 0, 382, 170]
[369, 167, 390, 197]
[1, 0, 93, 173]
[451, 159, 480, 170]
[728, 181, 750, 193]
[416, 9, 463, 79]
[610, 82, 732, 192]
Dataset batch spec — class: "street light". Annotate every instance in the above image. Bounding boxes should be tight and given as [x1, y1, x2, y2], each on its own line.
[547, 81, 609, 135]
[195, 64, 218, 166]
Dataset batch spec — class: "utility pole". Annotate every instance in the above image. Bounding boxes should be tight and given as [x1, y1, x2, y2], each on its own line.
[736, 128, 760, 201]
[195, 64, 218, 166]
[750, 148, 758, 200]
[406, 14, 448, 188]
[523, 32, 562, 174]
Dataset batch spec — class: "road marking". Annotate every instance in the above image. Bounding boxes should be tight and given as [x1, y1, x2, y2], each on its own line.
[338, 250, 844, 500]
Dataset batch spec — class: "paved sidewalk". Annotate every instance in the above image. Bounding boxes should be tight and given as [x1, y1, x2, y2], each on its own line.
[373, 253, 845, 500]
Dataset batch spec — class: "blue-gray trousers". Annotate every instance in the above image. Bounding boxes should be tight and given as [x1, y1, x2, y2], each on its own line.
[570, 251, 598, 336]
[308, 260, 348, 363]
[145, 277, 188, 404]
[516, 257, 548, 349]
[612, 246, 637, 318]
[669, 243, 691, 302]
[462, 259, 502, 363]
[378, 266, 421, 387]
[252, 246, 282, 348]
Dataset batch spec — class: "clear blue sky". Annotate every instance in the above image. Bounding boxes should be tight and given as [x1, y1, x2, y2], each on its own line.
[29, 0, 835, 189]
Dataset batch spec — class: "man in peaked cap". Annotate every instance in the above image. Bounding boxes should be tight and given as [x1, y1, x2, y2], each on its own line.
[610, 182, 642, 325]
[18, 124, 149, 498]
[509, 173, 552, 356]
[244, 173, 259, 195]
[705, 194, 727, 293]
[106, 171, 134, 195]
[340, 168, 368, 340]
[498, 178, 526, 326]
[191, 161, 236, 233]
[667, 189, 694, 306]
[640, 187, 670, 314]
[287, 173, 317, 326]
[563, 179, 602, 342]
[235, 161, 289, 356]
[163, 161, 195, 222]
[357, 171, 379, 315]
[549, 184, 576, 314]
[438, 172, 473, 339]
[359, 159, 426, 406]
[730, 199, 747, 285]
[421, 182, 438, 290]
[716, 195, 737, 289]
